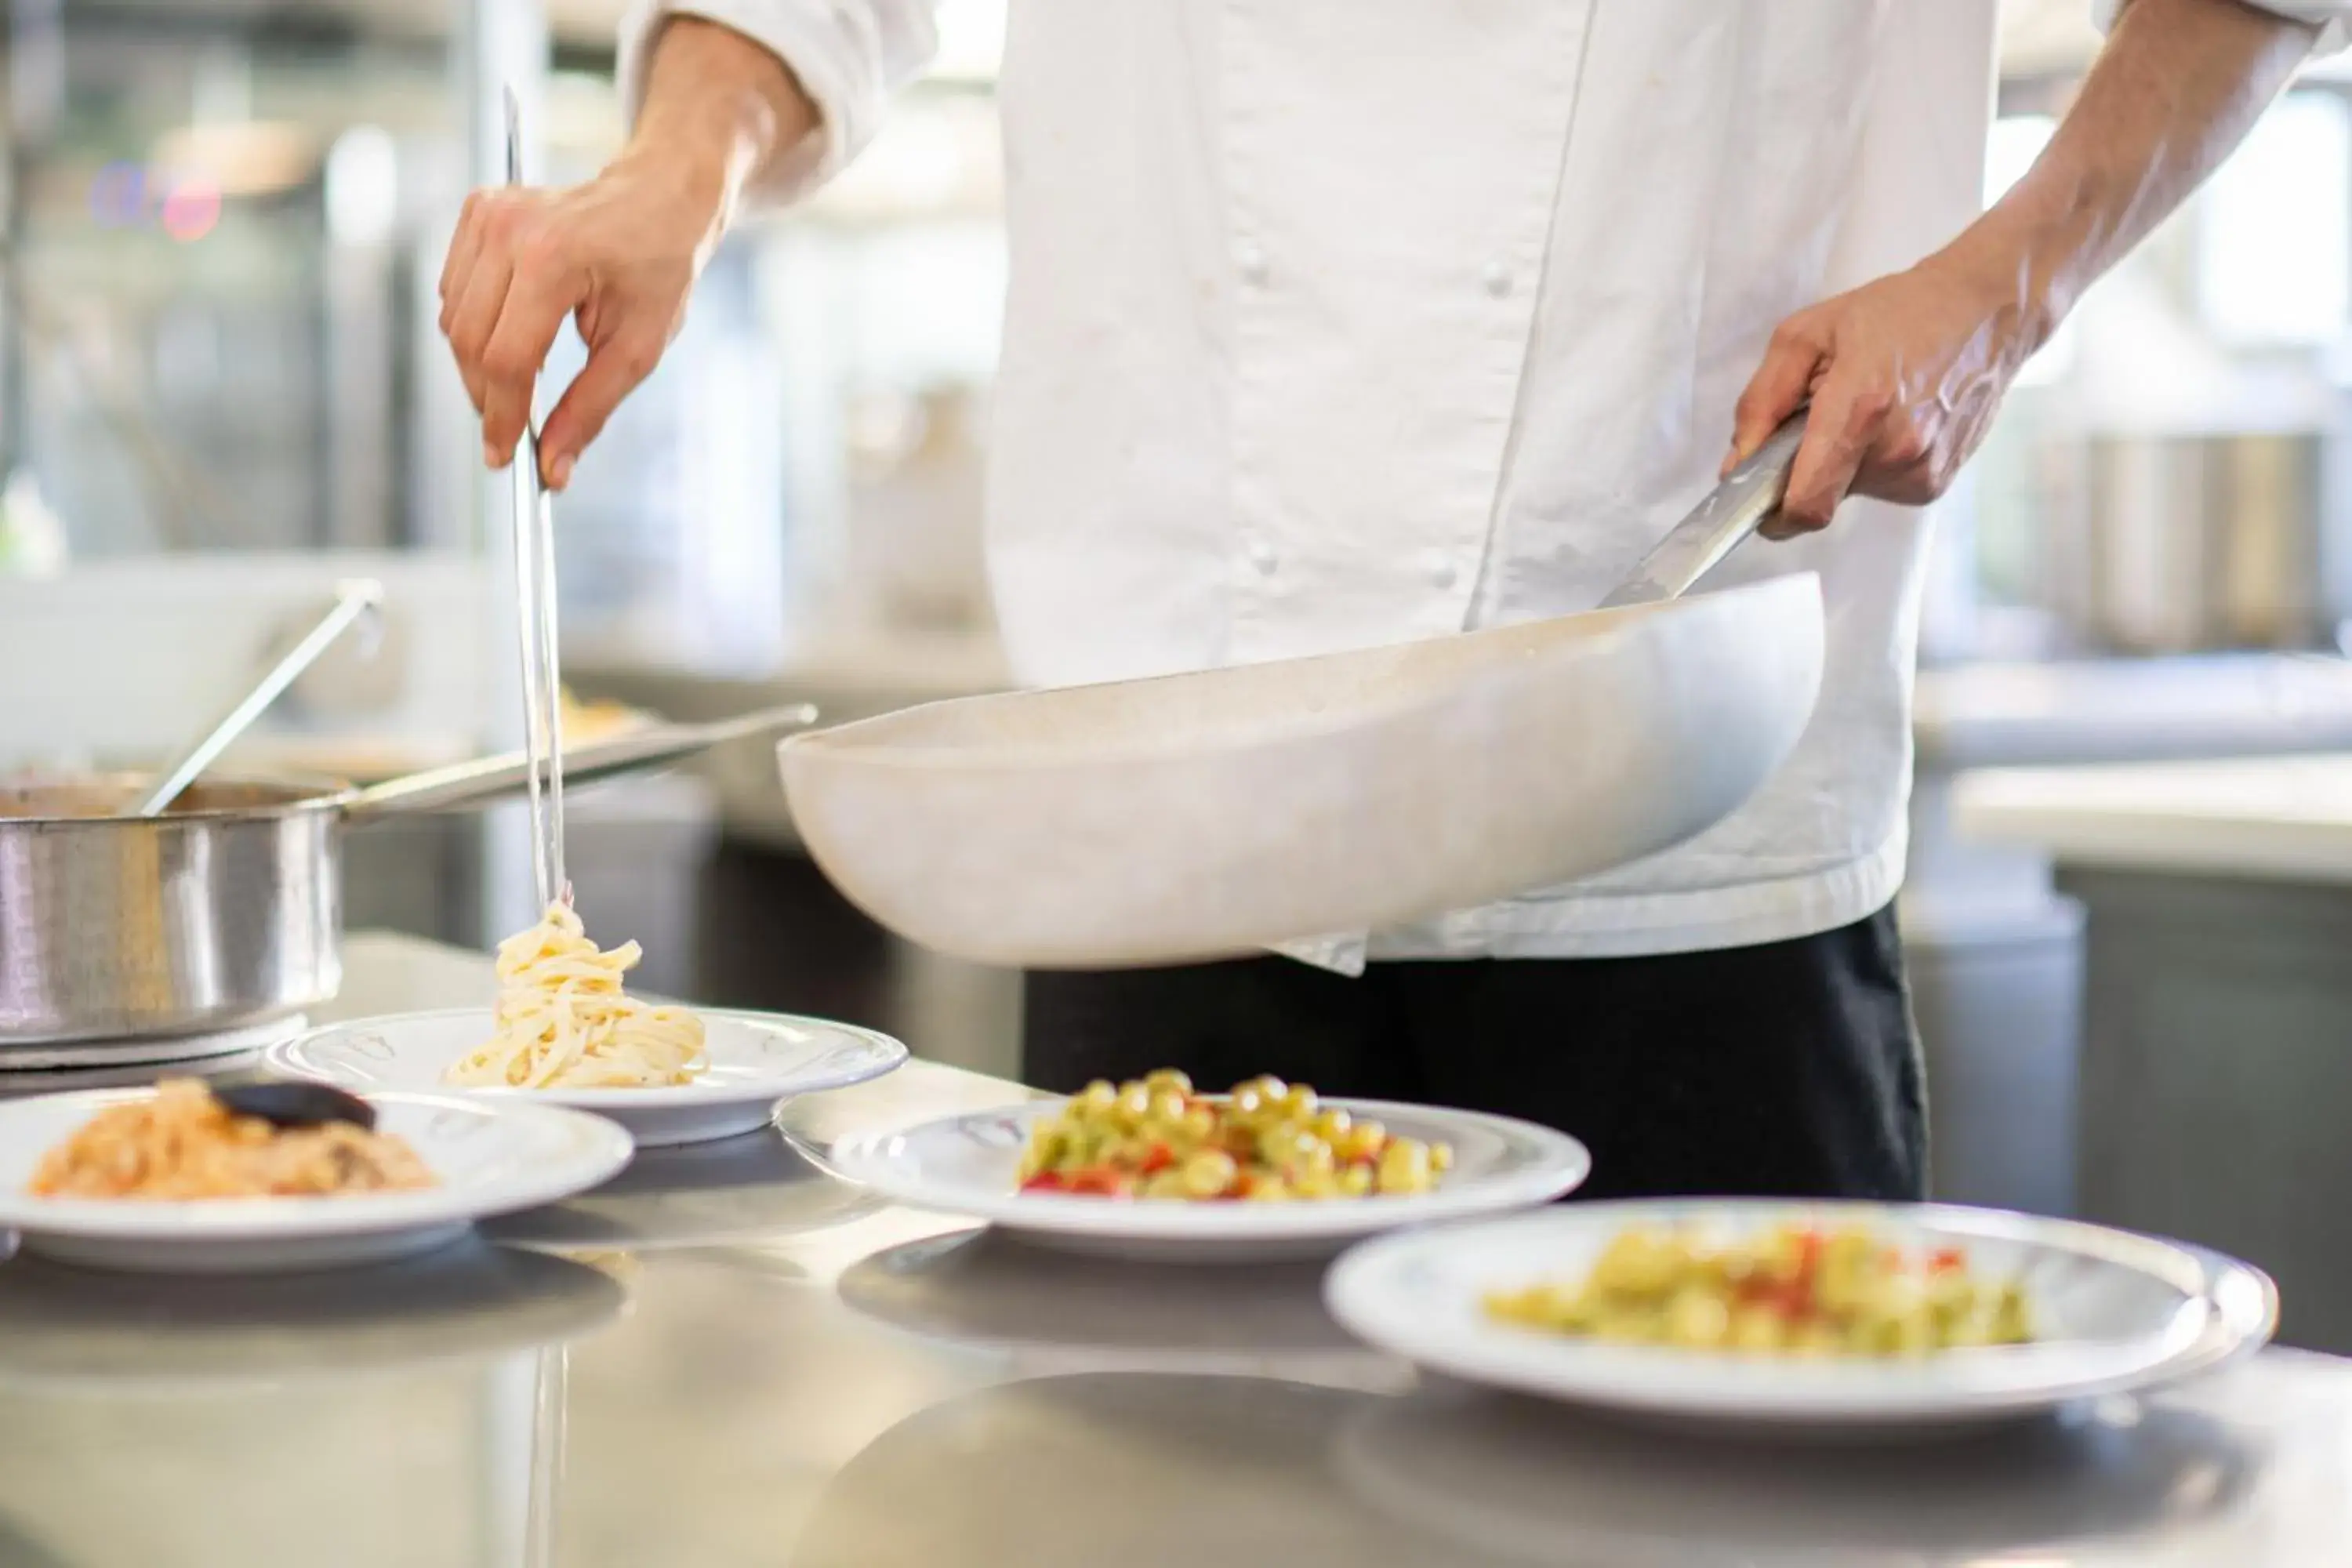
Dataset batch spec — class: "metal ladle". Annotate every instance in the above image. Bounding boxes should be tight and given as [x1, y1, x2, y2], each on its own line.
[127, 578, 385, 818]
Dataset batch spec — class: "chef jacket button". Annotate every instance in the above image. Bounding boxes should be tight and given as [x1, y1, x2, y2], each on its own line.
[1235, 241, 1270, 285]
[1481, 260, 1512, 297]
[1426, 554, 1459, 590]
[1247, 539, 1277, 575]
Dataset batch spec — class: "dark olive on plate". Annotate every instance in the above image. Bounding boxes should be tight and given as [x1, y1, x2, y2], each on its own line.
[213, 1081, 378, 1132]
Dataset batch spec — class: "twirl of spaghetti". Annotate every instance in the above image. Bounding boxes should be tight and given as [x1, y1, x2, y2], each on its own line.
[445, 902, 706, 1091]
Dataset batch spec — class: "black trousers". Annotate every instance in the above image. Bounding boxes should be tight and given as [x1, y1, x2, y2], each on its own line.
[1022, 906, 1926, 1202]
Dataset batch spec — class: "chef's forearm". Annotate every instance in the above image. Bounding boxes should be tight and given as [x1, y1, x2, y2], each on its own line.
[1939, 0, 2318, 351]
[622, 16, 821, 237]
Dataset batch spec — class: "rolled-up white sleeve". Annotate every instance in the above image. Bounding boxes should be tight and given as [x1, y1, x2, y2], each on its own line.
[2096, 0, 2349, 54]
[616, 1, 940, 204]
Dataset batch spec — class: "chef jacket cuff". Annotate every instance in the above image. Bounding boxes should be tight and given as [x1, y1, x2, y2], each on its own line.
[1269, 932, 1370, 978]
[616, 0, 938, 205]
[2094, 0, 2349, 53]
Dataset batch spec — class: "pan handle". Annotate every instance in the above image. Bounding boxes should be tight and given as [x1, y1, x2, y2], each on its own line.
[1597, 409, 1809, 609]
[338, 702, 818, 824]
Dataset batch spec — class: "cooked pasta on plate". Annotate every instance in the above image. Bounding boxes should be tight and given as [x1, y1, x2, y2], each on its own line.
[270, 1001, 908, 1149]
[444, 902, 706, 1091]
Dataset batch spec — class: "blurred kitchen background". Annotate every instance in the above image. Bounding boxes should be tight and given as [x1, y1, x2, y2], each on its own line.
[6, 1, 2352, 1330]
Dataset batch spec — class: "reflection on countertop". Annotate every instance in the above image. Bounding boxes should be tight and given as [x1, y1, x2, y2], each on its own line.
[790, 1356, 2337, 1568]
[837, 1230, 1394, 1384]
[0, 1238, 627, 1396]
[1333, 1380, 2274, 1567]
[482, 1126, 887, 1254]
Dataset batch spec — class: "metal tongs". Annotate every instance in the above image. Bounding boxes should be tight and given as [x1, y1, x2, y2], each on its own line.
[504, 85, 567, 912]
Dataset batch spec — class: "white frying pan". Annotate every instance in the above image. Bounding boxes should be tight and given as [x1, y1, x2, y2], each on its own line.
[781, 416, 1821, 968]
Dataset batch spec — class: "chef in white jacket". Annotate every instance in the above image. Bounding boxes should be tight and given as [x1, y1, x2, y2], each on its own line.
[441, 0, 2340, 1199]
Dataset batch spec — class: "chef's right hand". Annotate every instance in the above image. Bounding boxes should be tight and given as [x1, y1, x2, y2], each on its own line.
[437, 16, 815, 490]
[438, 153, 722, 491]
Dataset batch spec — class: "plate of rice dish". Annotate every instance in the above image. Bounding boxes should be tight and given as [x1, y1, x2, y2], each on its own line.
[0, 1079, 632, 1272]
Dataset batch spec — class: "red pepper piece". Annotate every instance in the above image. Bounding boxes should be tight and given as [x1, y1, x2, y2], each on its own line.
[1786, 1230, 1826, 1317]
[1062, 1166, 1132, 1198]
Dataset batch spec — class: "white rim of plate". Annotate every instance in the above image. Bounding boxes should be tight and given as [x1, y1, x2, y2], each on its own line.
[0, 1088, 634, 1242]
[822, 1097, 1592, 1241]
[264, 1007, 909, 1109]
[1321, 1200, 2278, 1420]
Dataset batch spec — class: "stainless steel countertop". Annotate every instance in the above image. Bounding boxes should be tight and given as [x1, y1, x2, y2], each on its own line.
[0, 933, 2345, 1567]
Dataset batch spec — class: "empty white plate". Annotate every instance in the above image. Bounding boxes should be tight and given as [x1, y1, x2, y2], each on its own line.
[0, 1087, 633, 1273]
[1323, 1200, 2278, 1432]
[267, 1007, 909, 1147]
[822, 1098, 1589, 1262]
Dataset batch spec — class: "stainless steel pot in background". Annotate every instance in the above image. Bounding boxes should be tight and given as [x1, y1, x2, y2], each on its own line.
[2052, 430, 2332, 654]
[0, 706, 814, 1048]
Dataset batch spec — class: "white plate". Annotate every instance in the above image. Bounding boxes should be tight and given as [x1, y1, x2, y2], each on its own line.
[0, 1088, 633, 1273]
[267, 1007, 909, 1147]
[822, 1098, 1590, 1262]
[1323, 1200, 2278, 1432]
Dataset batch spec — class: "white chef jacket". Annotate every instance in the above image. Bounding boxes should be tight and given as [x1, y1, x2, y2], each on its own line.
[620, 0, 2348, 973]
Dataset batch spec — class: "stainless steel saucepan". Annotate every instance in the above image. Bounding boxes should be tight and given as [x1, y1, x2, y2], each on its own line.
[0, 705, 815, 1048]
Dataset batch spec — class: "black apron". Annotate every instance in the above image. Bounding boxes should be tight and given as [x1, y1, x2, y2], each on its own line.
[1022, 906, 1926, 1202]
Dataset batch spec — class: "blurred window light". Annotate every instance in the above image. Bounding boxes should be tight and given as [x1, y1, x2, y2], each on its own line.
[1984, 113, 2056, 207]
[1985, 115, 2075, 387]
[2197, 91, 2350, 346]
[326, 127, 401, 247]
[933, 0, 1006, 82]
[151, 121, 315, 199]
[189, 43, 254, 127]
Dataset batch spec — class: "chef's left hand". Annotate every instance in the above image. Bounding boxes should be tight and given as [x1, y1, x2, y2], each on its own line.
[1725, 253, 2038, 539]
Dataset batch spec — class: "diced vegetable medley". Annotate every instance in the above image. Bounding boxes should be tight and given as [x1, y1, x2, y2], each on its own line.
[1484, 1222, 2033, 1356]
[1016, 1071, 1452, 1200]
